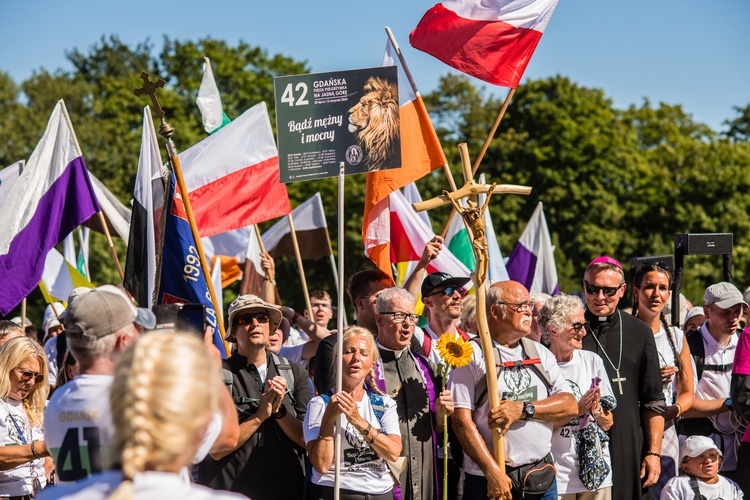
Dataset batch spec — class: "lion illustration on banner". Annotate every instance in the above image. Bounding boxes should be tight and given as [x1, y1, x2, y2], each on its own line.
[347, 76, 400, 172]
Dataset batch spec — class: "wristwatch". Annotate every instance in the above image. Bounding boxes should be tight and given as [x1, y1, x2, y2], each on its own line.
[273, 404, 288, 419]
[725, 398, 733, 411]
[361, 422, 373, 439]
[522, 401, 536, 420]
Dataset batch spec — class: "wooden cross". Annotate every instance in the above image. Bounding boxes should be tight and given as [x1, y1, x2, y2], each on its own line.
[412, 143, 531, 471]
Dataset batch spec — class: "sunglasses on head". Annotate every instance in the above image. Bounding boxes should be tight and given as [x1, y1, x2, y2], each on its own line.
[14, 368, 43, 384]
[236, 312, 270, 326]
[429, 286, 467, 298]
[583, 281, 622, 297]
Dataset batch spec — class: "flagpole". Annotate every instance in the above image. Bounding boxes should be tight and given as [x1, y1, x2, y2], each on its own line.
[97, 212, 124, 281]
[334, 162, 346, 500]
[134, 73, 226, 341]
[440, 87, 516, 238]
[253, 224, 276, 285]
[21, 299, 26, 332]
[286, 214, 313, 317]
[385, 27, 457, 193]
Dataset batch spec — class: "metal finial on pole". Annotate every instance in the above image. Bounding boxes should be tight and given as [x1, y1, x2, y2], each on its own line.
[134, 72, 226, 341]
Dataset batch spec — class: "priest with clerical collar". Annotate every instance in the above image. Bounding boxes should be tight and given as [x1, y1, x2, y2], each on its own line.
[581, 256, 666, 500]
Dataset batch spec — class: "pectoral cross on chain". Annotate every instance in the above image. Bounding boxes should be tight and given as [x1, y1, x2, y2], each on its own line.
[612, 371, 626, 395]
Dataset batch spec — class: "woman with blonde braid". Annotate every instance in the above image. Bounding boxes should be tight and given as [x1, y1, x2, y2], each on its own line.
[41, 333, 243, 500]
[304, 327, 402, 500]
[0, 337, 53, 497]
[632, 262, 695, 498]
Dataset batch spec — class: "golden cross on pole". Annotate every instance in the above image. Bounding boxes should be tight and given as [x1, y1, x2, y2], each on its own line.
[412, 143, 531, 471]
[133, 71, 227, 343]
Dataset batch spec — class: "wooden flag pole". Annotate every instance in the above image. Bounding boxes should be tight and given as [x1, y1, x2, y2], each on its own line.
[253, 224, 276, 285]
[97, 212, 124, 281]
[439, 87, 517, 238]
[134, 72, 226, 341]
[287, 214, 313, 317]
[21, 299, 27, 331]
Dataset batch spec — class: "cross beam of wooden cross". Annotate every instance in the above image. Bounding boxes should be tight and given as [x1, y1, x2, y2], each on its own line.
[412, 143, 531, 471]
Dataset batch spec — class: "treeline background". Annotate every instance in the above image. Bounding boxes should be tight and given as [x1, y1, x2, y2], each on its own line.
[2, 36, 749, 324]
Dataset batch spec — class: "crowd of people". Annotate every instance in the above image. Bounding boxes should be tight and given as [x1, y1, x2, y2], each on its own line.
[0, 239, 748, 500]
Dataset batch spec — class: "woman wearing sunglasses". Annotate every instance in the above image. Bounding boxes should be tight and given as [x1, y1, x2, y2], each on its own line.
[0, 336, 52, 498]
[540, 294, 616, 500]
[632, 263, 695, 497]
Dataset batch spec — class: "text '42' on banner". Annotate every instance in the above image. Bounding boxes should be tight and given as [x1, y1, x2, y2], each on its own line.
[274, 66, 400, 183]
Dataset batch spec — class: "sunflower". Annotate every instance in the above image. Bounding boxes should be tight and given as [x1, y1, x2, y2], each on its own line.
[435, 332, 473, 369]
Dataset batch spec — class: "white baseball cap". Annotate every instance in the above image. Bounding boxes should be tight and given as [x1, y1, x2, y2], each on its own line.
[680, 435, 721, 461]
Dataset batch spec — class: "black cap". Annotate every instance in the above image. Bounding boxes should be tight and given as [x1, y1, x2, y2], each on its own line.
[421, 272, 471, 297]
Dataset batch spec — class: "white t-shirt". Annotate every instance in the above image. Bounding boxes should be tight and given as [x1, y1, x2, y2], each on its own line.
[303, 393, 401, 494]
[0, 398, 47, 496]
[653, 325, 685, 405]
[695, 325, 737, 435]
[280, 344, 306, 367]
[44, 374, 116, 483]
[551, 350, 615, 494]
[45, 374, 221, 484]
[37, 470, 246, 500]
[449, 339, 573, 472]
[660, 474, 743, 500]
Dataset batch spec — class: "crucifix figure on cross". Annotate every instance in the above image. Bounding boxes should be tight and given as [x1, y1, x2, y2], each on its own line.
[412, 143, 531, 470]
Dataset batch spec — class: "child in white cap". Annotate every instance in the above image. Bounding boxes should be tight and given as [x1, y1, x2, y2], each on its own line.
[660, 435, 743, 499]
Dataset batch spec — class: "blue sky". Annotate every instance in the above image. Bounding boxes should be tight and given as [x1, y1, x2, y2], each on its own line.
[1, 0, 748, 132]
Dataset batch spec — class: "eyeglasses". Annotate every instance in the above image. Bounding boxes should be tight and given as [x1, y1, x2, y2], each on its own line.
[692, 451, 720, 462]
[236, 312, 270, 326]
[569, 321, 590, 333]
[379, 311, 421, 324]
[14, 368, 44, 384]
[497, 301, 535, 313]
[583, 281, 623, 297]
[428, 286, 467, 298]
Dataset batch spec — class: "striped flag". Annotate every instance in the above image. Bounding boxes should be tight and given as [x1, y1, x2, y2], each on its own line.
[262, 193, 331, 260]
[363, 34, 447, 280]
[410, 0, 559, 88]
[124, 107, 165, 309]
[39, 247, 94, 303]
[0, 100, 100, 314]
[479, 173, 510, 284]
[505, 201, 558, 294]
[180, 101, 291, 238]
[0, 161, 23, 210]
[197, 57, 231, 134]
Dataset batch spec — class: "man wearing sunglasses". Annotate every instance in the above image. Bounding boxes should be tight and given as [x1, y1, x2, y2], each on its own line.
[580, 257, 666, 500]
[418, 272, 472, 365]
[199, 294, 311, 499]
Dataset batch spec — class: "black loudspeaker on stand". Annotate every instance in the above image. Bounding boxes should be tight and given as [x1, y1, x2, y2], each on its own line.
[672, 233, 733, 328]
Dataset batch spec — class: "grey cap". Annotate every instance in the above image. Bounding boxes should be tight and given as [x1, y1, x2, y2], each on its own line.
[64, 285, 156, 342]
[704, 282, 747, 310]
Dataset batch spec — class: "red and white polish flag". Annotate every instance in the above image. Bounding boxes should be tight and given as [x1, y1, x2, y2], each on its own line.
[410, 0, 558, 88]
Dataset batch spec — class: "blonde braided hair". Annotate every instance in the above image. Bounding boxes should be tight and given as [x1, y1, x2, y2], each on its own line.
[108, 333, 217, 499]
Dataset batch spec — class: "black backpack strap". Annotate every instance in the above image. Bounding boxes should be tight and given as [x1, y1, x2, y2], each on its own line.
[686, 329, 705, 380]
[688, 475, 707, 500]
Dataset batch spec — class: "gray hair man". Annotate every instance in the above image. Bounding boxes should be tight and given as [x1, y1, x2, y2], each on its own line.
[450, 280, 577, 500]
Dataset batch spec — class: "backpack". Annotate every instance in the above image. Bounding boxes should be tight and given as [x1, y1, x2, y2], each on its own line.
[685, 328, 733, 381]
[221, 352, 297, 417]
[679, 328, 732, 437]
[448, 337, 554, 467]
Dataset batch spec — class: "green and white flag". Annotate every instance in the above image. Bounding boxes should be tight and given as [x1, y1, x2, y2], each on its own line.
[444, 200, 476, 271]
[197, 57, 231, 134]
